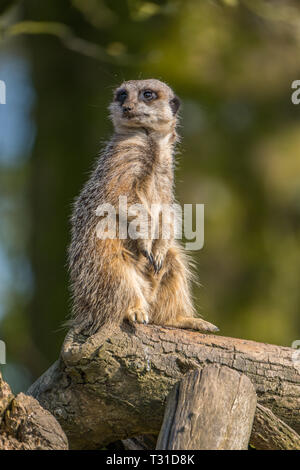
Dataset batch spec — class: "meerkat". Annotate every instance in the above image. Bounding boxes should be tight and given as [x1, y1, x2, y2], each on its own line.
[67, 79, 219, 335]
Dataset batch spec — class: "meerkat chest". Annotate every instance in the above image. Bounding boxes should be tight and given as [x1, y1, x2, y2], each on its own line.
[148, 136, 174, 202]
[144, 138, 174, 238]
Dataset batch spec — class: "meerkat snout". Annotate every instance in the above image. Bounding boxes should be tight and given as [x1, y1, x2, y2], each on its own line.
[122, 105, 132, 113]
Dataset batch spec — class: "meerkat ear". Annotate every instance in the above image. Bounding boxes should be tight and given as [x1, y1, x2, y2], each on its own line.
[169, 96, 181, 115]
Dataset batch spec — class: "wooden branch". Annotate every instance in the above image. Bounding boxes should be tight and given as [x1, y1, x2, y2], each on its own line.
[156, 366, 257, 450]
[0, 372, 68, 450]
[27, 323, 300, 450]
[251, 404, 300, 450]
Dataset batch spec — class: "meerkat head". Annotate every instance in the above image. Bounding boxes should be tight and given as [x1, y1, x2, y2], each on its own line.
[109, 79, 180, 136]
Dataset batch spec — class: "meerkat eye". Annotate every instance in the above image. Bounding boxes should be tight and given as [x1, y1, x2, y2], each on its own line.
[116, 89, 127, 104]
[142, 90, 157, 101]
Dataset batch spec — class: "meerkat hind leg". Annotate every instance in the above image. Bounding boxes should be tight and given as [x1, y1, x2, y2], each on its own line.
[165, 315, 219, 333]
[150, 248, 219, 334]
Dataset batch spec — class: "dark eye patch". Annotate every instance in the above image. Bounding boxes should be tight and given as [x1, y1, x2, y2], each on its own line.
[115, 89, 128, 104]
[141, 89, 157, 101]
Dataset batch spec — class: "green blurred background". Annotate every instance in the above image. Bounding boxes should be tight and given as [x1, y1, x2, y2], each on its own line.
[0, 0, 300, 393]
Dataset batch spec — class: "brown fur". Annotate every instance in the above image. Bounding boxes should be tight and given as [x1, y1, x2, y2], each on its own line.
[67, 79, 218, 334]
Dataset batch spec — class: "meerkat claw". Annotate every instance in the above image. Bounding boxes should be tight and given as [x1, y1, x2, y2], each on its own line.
[152, 255, 163, 274]
[156, 260, 163, 274]
[153, 262, 161, 274]
[138, 311, 149, 324]
[141, 250, 154, 265]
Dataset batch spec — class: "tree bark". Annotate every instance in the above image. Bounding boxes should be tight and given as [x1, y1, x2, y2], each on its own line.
[156, 365, 257, 450]
[0, 372, 68, 450]
[27, 323, 300, 450]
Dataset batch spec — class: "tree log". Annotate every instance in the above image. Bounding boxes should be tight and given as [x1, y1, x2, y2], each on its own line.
[156, 366, 257, 450]
[0, 372, 68, 450]
[27, 323, 300, 450]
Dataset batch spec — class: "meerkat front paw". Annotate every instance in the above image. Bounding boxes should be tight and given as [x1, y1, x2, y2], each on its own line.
[125, 307, 149, 325]
[141, 250, 163, 274]
[150, 240, 170, 274]
[139, 240, 168, 274]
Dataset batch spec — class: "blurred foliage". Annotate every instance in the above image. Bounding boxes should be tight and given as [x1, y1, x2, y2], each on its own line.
[0, 0, 300, 392]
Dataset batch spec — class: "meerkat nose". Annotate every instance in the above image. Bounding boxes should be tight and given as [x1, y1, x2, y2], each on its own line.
[122, 106, 132, 113]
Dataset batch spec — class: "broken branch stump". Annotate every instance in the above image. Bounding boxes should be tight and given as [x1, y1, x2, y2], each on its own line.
[156, 365, 257, 450]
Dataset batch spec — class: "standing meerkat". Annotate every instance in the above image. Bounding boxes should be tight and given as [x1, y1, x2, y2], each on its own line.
[68, 79, 219, 335]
